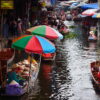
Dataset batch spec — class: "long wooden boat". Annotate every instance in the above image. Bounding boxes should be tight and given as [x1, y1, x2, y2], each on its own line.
[0, 52, 41, 96]
[90, 61, 100, 89]
[42, 53, 56, 61]
[0, 48, 15, 62]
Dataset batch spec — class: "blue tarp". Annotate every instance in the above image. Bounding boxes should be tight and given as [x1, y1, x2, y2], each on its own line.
[50, 0, 56, 5]
[80, 3, 99, 9]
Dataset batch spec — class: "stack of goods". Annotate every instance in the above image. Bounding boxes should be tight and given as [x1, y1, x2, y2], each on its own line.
[11, 59, 38, 79]
[7, 58, 38, 85]
[5, 58, 38, 95]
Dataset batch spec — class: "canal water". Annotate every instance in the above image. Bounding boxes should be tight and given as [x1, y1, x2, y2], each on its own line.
[19, 22, 100, 100]
[1, 22, 100, 100]
[22, 21, 100, 100]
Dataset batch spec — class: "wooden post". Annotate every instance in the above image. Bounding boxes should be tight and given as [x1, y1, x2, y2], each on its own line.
[27, 54, 32, 93]
[27, 0, 31, 28]
[0, 10, 3, 38]
[0, 10, 4, 49]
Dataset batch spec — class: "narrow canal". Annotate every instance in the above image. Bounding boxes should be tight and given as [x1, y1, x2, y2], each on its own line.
[1, 22, 100, 100]
[20, 22, 100, 100]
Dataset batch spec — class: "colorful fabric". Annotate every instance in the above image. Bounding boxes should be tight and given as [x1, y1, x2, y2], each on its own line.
[6, 84, 23, 96]
[7, 72, 19, 84]
[92, 13, 100, 18]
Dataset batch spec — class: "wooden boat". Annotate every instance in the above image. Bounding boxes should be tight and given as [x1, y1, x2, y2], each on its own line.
[0, 48, 15, 62]
[90, 61, 100, 89]
[42, 53, 56, 61]
[0, 48, 15, 85]
[0, 51, 41, 96]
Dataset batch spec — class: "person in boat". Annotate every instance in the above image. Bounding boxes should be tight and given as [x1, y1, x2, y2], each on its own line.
[88, 31, 97, 40]
[92, 61, 100, 79]
[93, 61, 100, 71]
[88, 27, 97, 41]
[7, 67, 26, 86]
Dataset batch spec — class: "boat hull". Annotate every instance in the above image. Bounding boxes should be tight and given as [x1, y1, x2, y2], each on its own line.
[0, 54, 41, 97]
[90, 61, 100, 90]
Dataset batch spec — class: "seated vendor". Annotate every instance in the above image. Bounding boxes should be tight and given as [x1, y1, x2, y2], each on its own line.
[7, 68, 26, 86]
[88, 30, 97, 40]
[7, 71, 19, 84]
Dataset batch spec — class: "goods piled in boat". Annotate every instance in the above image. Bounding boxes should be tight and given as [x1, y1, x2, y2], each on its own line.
[0, 57, 39, 96]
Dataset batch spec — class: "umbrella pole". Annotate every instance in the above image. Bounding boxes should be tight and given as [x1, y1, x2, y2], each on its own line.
[27, 53, 41, 93]
[27, 54, 32, 93]
[39, 54, 42, 71]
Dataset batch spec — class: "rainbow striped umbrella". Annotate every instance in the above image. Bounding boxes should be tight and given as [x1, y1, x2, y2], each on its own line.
[92, 13, 100, 18]
[12, 35, 56, 54]
[26, 25, 63, 40]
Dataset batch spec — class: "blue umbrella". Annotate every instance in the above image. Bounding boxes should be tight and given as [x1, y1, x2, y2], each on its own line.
[80, 3, 99, 10]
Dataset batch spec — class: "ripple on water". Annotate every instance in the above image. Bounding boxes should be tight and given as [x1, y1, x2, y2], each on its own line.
[50, 36, 100, 100]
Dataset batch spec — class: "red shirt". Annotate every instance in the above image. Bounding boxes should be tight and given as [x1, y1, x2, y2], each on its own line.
[97, 72, 100, 78]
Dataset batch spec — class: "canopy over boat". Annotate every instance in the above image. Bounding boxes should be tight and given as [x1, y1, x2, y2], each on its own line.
[80, 3, 99, 9]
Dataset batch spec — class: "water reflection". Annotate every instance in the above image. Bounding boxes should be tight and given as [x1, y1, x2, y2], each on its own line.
[50, 36, 100, 100]
[37, 62, 53, 100]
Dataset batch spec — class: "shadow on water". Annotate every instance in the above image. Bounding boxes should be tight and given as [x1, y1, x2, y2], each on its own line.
[0, 96, 22, 100]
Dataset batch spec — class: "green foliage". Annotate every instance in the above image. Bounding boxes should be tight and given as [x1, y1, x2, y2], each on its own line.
[64, 32, 78, 39]
[69, 26, 76, 28]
